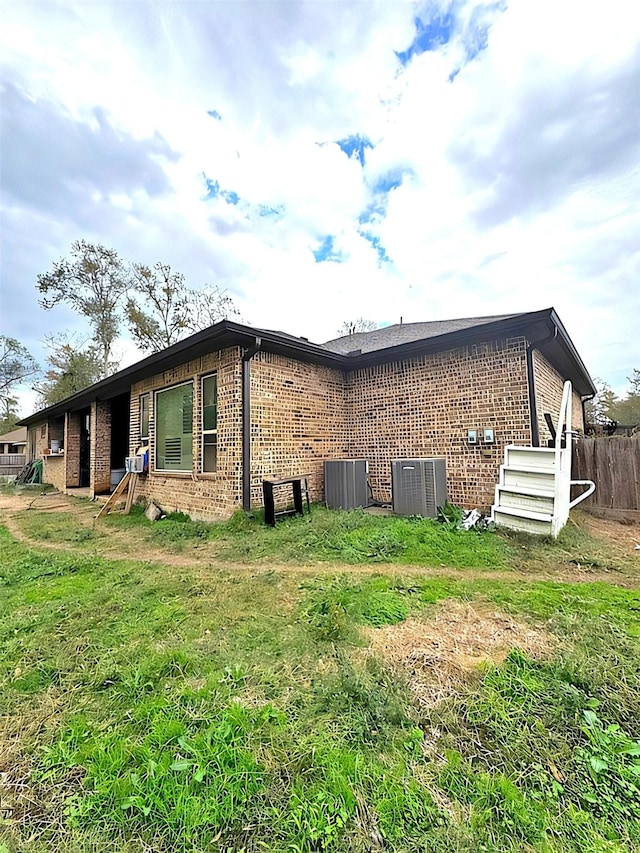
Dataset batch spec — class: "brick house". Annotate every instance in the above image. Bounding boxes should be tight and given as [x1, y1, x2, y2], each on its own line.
[19, 308, 595, 519]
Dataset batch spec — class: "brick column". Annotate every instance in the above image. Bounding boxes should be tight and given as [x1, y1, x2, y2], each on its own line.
[90, 400, 112, 496]
[65, 412, 82, 488]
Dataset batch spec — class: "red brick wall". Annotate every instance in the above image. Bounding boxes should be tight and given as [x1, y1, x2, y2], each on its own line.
[532, 350, 584, 445]
[130, 347, 243, 520]
[249, 352, 348, 507]
[345, 337, 532, 509]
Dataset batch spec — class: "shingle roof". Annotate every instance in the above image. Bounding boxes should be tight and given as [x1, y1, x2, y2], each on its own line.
[321, 313, 524, 354]
[0, 426, 27, 444]
[18, 308, 596, 426]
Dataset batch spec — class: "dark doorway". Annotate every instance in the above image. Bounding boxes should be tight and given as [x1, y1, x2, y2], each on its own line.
[110, 392, 130, 474]
[79, 408, 91, 487]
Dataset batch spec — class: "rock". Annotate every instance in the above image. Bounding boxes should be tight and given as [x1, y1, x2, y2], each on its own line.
[145, 501, 163, 522]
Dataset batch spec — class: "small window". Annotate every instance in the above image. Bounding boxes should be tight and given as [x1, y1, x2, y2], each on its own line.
[201, 373, 217, 472]
[140, 393, 150, 442]
[155, 382, 193, 472]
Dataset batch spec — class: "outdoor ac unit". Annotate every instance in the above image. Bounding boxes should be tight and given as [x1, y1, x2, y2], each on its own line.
[324, 459, 369, 509]
[125, 456, 144, 474]
[391, 458, 447, 517]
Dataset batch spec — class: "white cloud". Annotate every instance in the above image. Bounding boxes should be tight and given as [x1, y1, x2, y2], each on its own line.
[0, 0, 638, 417]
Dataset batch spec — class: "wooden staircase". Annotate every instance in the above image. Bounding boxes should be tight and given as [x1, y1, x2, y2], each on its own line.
[491, 382, 595, 537]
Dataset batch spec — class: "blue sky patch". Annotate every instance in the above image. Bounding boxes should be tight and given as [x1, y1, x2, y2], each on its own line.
[258, 203, 285, 218]
[336, 134, 374, 167]
[202, 174, 240, 205]
[396, 13, 456, 66]
[372, 167, 412, 195]
[207, 109, 222, 120]
[360, 231, 390, 264]
[312, 235, 344, 263]
[359, 200, 386, 227]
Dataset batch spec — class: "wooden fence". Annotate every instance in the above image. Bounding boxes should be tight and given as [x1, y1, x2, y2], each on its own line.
[572, 438, 640, 510]
[0, 454, 26, 477]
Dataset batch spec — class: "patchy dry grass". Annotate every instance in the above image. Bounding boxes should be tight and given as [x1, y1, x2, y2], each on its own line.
[0, 491, 639, 852]
[364, 599, 556, 708]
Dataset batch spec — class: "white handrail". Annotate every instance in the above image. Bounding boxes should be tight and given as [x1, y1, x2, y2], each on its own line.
[569, 480, 596, 509]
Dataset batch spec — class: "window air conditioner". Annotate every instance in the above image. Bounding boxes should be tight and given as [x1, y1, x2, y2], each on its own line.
[125, 456, 145, 474]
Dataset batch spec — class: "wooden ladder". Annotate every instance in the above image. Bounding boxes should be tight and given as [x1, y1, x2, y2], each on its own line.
[96, 472, 138, 519]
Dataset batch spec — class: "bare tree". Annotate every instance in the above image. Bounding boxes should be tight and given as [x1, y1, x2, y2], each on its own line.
[185, 284, 239, 333]
[337, 318, 377, 336]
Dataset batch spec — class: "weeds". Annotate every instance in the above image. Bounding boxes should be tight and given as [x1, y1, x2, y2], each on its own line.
[0, 509, 639, 852]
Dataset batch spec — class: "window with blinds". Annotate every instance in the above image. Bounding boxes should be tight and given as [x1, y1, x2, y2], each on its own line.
[155, 382, 193, 472]
[201, 373, 217, 472]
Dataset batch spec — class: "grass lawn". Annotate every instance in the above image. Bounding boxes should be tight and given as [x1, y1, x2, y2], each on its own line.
[1, 492, 639, 852]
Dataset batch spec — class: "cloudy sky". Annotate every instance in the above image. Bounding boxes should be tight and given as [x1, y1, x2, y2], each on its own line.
[1, 0, 638, 415]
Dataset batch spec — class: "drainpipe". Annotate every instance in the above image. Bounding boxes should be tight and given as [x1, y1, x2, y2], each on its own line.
[242, 337, 262, 511]
[526, 325, 557, 447]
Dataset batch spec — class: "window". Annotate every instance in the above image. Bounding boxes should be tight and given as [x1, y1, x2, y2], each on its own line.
[155, 382, 193, 472]
[201, 373, 217, 472]
[139, 393, 150, 442]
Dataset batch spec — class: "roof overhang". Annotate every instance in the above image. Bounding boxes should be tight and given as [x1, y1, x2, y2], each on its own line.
[19, 309, 595, 425]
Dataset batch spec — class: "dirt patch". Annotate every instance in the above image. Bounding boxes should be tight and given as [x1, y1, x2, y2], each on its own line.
[0, 493, 34, 512]
[578, 512, 640, 556]
[365, 599, 555, 708]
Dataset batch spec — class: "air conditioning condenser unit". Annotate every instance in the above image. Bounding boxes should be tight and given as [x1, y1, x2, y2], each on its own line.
[391, 458, 447, 517]
[324, 459, 369, 509]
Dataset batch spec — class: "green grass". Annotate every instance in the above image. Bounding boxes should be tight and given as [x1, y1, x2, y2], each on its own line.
[1, 511, 639, 852]
[15, 501, 516, 564]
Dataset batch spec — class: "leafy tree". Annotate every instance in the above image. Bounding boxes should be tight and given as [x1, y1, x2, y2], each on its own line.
[337, 318, 377, 336]
[0, 335, 38, 410]
[34, 334, 109, 408]
[126, 263, 190, 352]
[585, 372, 640, 429]
[37, 240, 129, 376]
[126, 263, 239, 353]
[0, 397, 20, 434]
[611, 369, 640, 426]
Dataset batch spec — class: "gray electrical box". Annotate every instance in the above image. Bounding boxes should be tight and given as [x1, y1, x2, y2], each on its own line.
[391, 458, 447, 517]
[324, 459, 369, 510]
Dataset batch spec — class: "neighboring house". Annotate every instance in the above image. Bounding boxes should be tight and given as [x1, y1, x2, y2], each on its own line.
[18, 308, 595, 519]
[0, 426, 28, 477]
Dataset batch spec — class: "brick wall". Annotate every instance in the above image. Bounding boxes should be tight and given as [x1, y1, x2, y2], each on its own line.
[345, 337, 532, 509]
[90, 401, 112, 496]
[249, 352, 348, 507]
[65, 412, 82, 487]
[532, 350, 584, 445]
[42, 455, 66, 491]
[130, 347, 243, 520]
